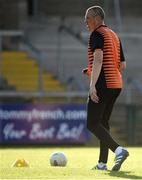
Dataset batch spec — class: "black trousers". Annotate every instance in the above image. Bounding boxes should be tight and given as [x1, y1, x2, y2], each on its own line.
[87, 88, 121, 163]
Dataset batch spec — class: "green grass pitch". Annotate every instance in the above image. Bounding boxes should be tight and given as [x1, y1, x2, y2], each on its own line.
[0, 147, 142, 179]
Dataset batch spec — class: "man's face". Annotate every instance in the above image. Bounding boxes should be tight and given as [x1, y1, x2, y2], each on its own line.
[85, 10, 96, 32]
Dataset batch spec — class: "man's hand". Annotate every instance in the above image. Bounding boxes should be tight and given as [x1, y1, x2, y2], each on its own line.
[82, 68, 89, 76]
[89, 85, 99, 103]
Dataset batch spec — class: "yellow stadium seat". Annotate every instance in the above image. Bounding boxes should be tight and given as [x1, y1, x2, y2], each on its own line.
[2, 51, 66, 92]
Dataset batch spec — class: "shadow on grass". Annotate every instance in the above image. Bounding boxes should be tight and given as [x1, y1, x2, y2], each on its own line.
[107, 170, 142, 179]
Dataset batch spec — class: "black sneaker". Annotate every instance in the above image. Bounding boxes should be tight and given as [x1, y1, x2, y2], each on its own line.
[92, 164, 107, 170]
[112, 149, 129, 171]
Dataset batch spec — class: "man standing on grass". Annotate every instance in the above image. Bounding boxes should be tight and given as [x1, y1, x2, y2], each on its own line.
[83, 6, 129, 171]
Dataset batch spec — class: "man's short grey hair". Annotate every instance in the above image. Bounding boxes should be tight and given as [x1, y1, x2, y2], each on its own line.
[87, 6, 105, 20]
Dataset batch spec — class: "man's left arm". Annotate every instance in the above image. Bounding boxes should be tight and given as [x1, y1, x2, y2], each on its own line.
[120, 40, 126, 71]
[90, 49, 103, 103]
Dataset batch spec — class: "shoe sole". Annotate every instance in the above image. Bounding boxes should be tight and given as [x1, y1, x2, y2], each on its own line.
[92, 165, 107, 171]
[112, 152, 129, 171]
[92, 168, 107, 171]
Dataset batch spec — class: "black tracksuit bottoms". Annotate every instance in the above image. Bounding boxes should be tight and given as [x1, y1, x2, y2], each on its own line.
[87, 88, 121, 163]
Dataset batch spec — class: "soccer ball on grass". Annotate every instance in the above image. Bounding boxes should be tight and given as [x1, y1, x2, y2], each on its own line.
[50, 152, 67, 167]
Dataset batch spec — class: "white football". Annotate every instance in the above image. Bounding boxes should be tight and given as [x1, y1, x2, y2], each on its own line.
[50, 152, 67, 167]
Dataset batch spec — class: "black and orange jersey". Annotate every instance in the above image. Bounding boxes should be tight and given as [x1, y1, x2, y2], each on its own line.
[87, 25, 125, 89]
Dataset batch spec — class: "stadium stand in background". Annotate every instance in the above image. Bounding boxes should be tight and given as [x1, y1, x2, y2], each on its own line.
[2, 51, 66, 92]
[0, 0, 142, 145]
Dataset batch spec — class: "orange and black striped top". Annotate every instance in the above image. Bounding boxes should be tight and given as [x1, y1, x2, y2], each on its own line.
[87, 25, 125, 89]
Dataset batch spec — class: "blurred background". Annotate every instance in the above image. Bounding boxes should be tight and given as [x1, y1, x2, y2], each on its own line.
[0, 0, 142, 146]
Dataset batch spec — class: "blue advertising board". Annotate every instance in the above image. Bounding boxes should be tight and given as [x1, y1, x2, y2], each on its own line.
[0, 104, 89, 144]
